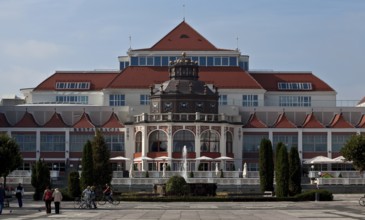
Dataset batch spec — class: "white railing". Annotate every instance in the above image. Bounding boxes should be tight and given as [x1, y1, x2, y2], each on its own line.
[8, 170, 31, 177]
[317, 178, 365, 185]
[309, 171, 364, 178]
[113, 171, 244, 179]
[134, 112, 240, 123]
[111, 177, 260, 185]
[1, 177, 31, 185]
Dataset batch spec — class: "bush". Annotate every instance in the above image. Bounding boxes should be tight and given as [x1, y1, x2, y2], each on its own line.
[189, 171, 194, 178]
[166, 175, 188, 196]
[294, 189, 333, 201]
[68, 171, 81, 198]
[59, 188, 74, 201]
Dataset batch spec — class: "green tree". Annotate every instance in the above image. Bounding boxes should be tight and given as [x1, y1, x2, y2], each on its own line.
[0, 134, 23, 188]
[80, 140, 94, 189]
[341, 134, 365, 172]
[275, 143, 289, 197]
[31, 159, 51, 200]
[92, 130, 112, 188]
[166, 175, 188, 196]
[259, 138, 274, 192]
[288, 147, 302, 196]
[68, 171, 81, 198]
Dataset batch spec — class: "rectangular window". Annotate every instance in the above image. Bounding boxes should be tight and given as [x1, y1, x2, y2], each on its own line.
[40, 133, 65, 152]
[119, 62, 125, 70]
[222, 57, 229, 66]
[131, 57, 138, 66]
[278, 82, 313, 90]
[214, 57, 221, 66]
[105, 134, 125, 152]
[192, 56, 198, 63]
[219, 95, 228, 105]
[207, 57, 214, 66]
[332, 134, 353, 152]
[229, 57, 237, 66]
[109, 94, 125, 106]
[242, 134, 268, 152]
[273, 134, 298, 151]
[12, 133, 36, 152]
[154, 57, 161, 66]
[147, 57, 153, 66]
[279, 96, 311, 107]
[56, 96, 88, 104]
[303, 134, 327, 152]
[169, 56, 177, 62]
[199, 57, 206, 66]
[162, 56, 169, 66]
[140, 94, 150, 105]
[243, 95, 258, 107]
[70, 134, 94, 152]
[139, 56, 146, 66]
[55, 82, 90, 90]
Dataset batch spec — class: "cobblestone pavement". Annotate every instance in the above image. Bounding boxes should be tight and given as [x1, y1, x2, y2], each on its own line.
[1, 194, 365, 219]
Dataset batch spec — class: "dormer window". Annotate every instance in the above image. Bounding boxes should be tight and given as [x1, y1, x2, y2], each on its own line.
[55, 82, 90, 90]
[278, 82, 312, 90]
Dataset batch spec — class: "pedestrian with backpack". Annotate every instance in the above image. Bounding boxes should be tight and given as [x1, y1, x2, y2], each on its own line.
[43, 186, 53, 214]
[15, 183, 24, 208]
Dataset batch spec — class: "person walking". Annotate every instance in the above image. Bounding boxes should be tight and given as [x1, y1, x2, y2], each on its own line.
[52, 188, 62, 214]
[90, 186, 97, 209]
[43, 186, 53, 214]
[15, 183, 24, 208]
[0, 183, 5, 215]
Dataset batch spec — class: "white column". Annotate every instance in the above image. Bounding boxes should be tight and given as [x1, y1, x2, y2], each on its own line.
[65, 130, 70, 161]
[195, 125, 201, 171]
[298, 130, 303, 160]
[36, 130, 41, 160]
[327, 131, 332, 158]
[141, 126, 148, 171]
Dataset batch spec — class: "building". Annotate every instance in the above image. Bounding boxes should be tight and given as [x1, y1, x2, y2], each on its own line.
[0, 21, 362, 179]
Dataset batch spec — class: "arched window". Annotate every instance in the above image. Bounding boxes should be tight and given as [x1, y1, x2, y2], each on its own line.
[173, 130, 195, 152]
[226, 132, 233, 154]
[135, 131, 142, 153]
[149, 130, 167, 152]
[200, 130, 220, 152]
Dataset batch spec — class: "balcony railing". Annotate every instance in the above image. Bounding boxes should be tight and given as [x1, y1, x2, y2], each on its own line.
[134, 112, 240, 123]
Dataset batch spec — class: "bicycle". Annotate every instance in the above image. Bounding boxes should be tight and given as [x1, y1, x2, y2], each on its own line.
[74, 197, 92, 209]
[359, 195, 365, 206]
[97, 194, 120, 205]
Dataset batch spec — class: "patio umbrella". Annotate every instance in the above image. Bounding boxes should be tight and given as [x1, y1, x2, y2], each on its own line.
[110, 156, 130, 171]
[303, 156, 335, 164]
[110, 156, 130, 161]
[215, 156, 233, 160]
[333, 156, 352, 164]
[155, 156, 171, 160]
[133, 156, 153, 162]
[195, 156, 213, 160]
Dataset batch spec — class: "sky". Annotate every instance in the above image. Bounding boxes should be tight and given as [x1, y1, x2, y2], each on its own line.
[0, 0, 364, 101]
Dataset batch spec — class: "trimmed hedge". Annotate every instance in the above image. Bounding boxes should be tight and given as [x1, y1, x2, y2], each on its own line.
[294, 189, 333, 201]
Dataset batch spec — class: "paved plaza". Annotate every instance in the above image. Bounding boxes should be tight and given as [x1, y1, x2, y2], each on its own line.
[1, 194, 365, 219]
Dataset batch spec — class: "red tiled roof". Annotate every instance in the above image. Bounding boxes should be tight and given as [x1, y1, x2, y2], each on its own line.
[243, 113, 267, 128]
[14, 111, 39, 127]
[356, 114, 365, 128]
[73, 112, 95, 128]
[102, 112, 124, 128]
[135, 21, 232, 51]
[327, 113, 354, 128]
[301, 113, 325, 128]
[43, 112, 68, 127]
[357, 97, 365, 105]
[0, 113, 10, 127]
[34, 71, 120, 91]
[108, 66, 263, 89]
[271, 113, 297, 128]
[249, 72, 335, 92]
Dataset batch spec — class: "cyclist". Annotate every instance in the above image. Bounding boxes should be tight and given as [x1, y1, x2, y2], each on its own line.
[103, 184, 113, 202]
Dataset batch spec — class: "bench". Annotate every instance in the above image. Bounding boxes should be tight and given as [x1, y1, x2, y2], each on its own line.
[228, 191, 273, 198]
